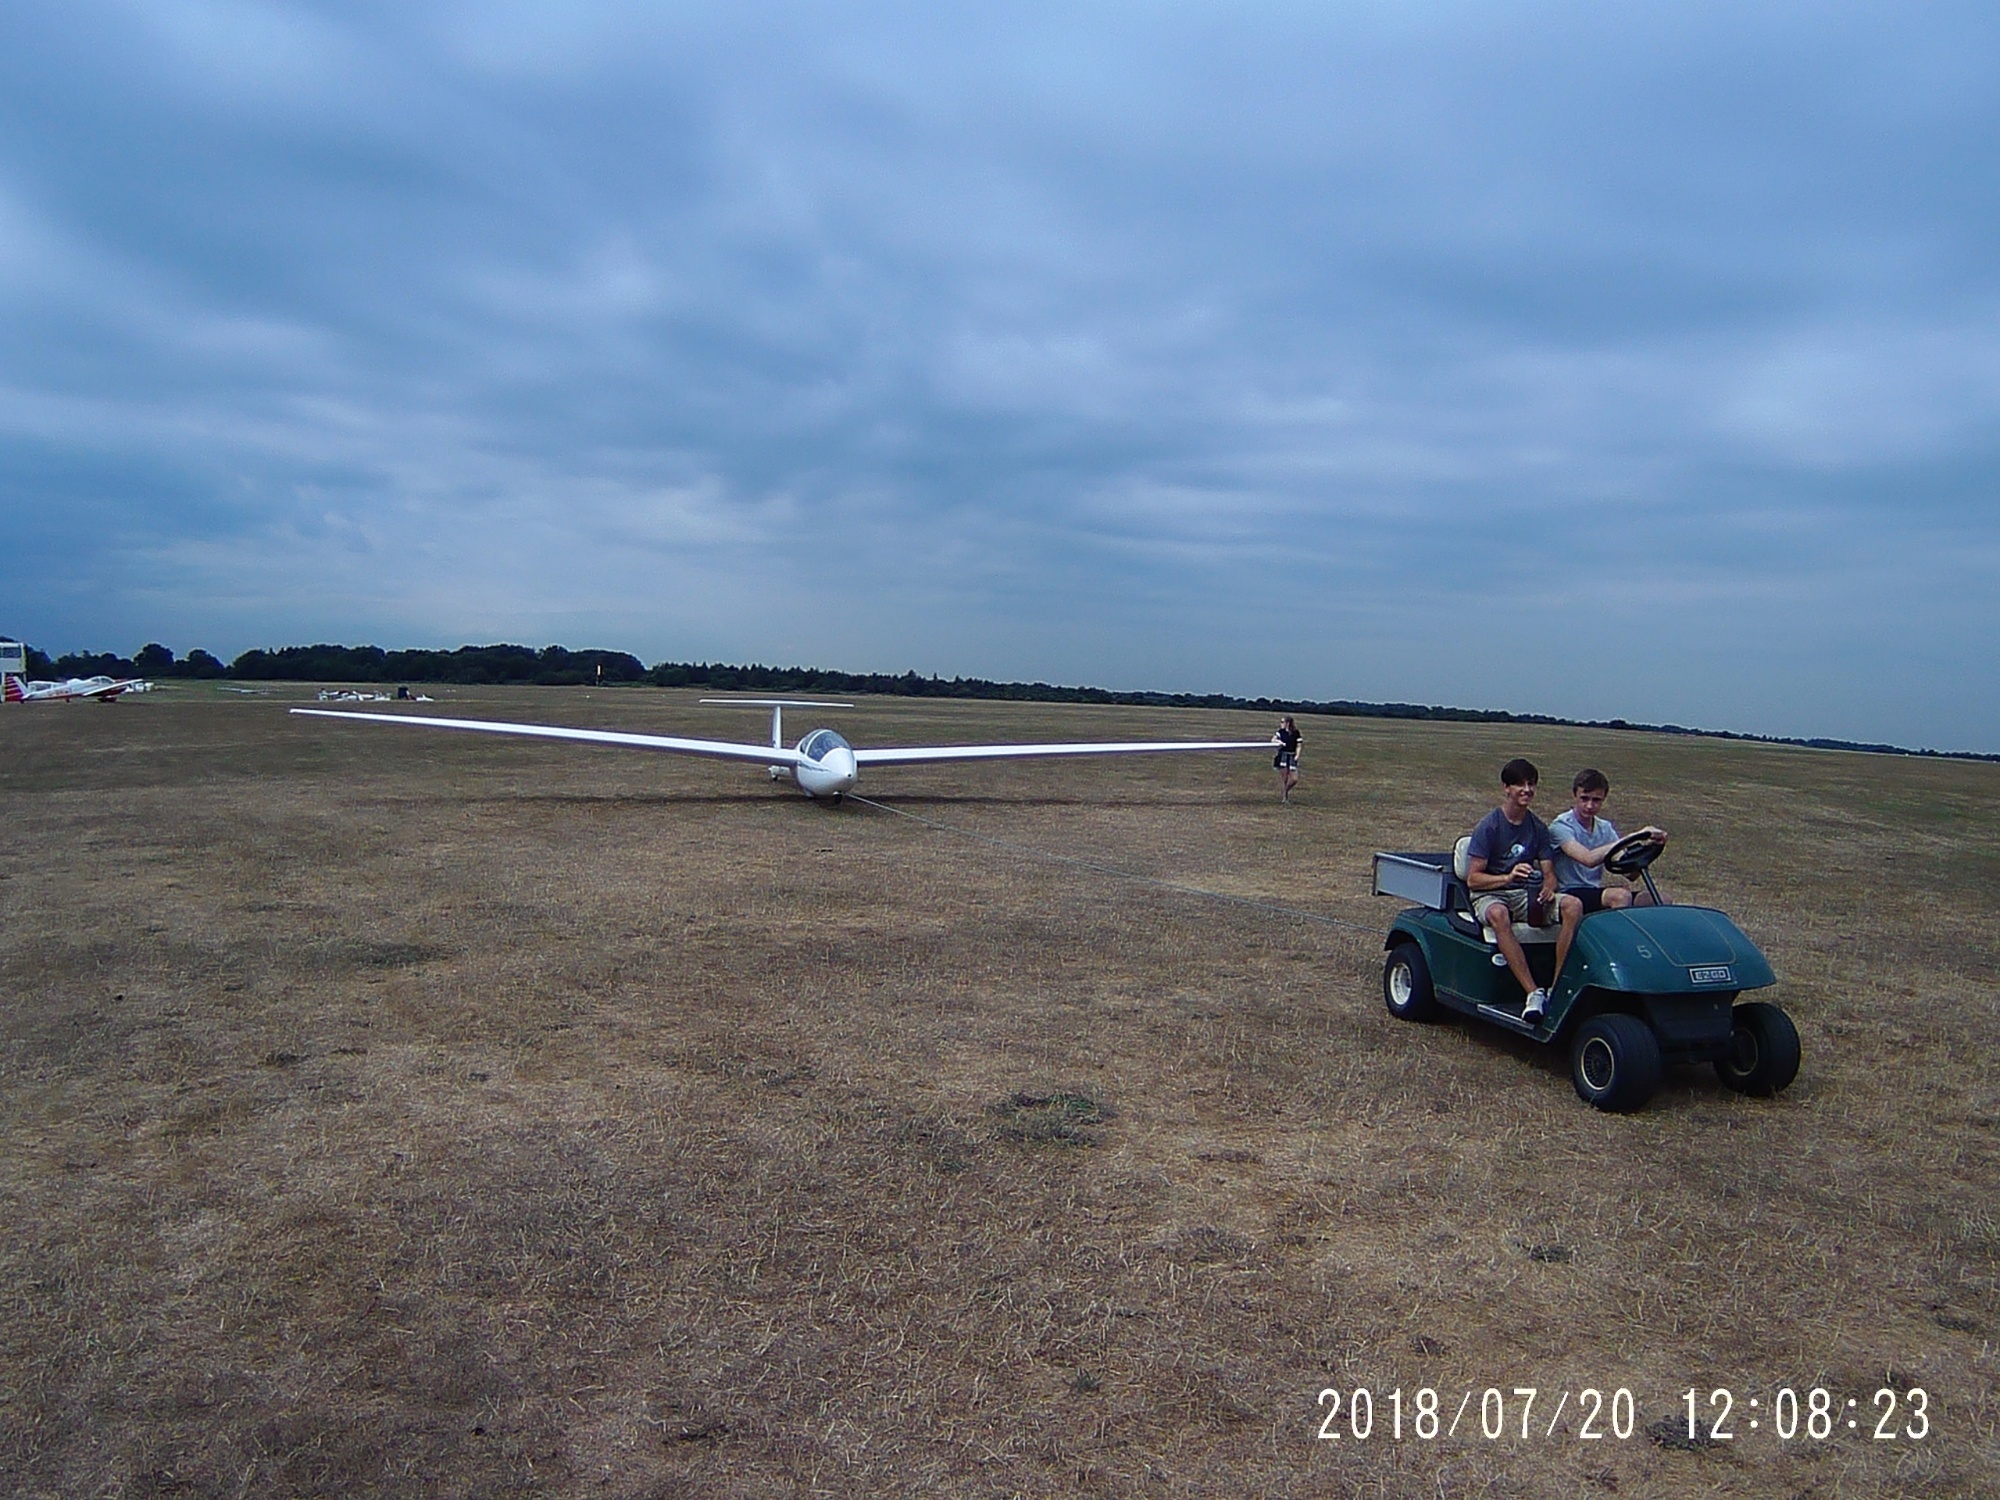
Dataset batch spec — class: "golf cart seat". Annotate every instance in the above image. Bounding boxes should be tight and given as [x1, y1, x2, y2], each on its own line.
[1453, 837, 1560, 945]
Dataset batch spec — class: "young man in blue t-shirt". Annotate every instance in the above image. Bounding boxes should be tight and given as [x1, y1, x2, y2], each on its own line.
[1464, 758, 1582, 1024]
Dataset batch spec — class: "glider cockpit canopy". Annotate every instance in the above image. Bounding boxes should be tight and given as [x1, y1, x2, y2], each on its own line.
[799, 728, 852, 762]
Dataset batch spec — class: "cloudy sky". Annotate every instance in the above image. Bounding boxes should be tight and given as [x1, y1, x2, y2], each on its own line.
[3, 3, 1997, 750]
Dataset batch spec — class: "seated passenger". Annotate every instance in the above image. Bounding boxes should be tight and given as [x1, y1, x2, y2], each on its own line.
[1465, 758, 1582, 1024]
[1550, 768, 1667, 911]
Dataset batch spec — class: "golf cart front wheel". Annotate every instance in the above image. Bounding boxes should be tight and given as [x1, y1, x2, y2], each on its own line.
[1383, 943, 1440, 1022]
[1715, 1002, 1801, 1096]
[1570, 1014, 1662, 1113]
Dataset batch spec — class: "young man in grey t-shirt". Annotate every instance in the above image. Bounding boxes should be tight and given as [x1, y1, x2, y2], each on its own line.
[1549, 767, 1667, 912]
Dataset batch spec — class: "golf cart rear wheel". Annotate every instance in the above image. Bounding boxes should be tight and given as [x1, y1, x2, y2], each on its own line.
[1715, 1002, 1801, 1096]
[1383, 942, 1440, 1022]
[1570, 1014, 1662, 1113]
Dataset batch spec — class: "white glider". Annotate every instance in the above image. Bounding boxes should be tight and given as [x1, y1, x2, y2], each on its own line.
[291, 696, 1273, 800]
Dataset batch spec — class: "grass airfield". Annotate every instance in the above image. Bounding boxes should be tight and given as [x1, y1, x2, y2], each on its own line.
[2, 686, 1995, 1499]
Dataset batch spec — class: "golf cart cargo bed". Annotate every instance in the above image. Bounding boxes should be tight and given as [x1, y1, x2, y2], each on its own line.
[1372, 851, 1453, 910]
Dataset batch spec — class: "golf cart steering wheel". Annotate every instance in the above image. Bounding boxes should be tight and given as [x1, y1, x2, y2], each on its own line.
[1602, 830, 1665, 878]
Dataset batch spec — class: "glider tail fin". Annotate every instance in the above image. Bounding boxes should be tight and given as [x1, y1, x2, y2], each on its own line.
[3, 674, 23, 703]
[696, 697, 855, 752]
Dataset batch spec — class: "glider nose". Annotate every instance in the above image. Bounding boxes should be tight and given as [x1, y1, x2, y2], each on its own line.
[823, 745, 859, 794]
[793, 743, 859, 798]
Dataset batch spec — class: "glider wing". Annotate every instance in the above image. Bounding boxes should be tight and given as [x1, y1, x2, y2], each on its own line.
[290, 709, 804, 765]
[853, 739, 1271, 766]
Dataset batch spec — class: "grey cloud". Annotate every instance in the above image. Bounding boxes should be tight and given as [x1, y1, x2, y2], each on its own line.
[2, 2, 1997, 747]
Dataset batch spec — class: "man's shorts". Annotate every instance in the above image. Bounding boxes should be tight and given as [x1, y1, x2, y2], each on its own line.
[1565, 885, 1608, 915]
[1474, 887, 1555, 928]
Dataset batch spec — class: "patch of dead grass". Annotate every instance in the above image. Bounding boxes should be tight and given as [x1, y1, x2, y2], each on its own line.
[0, 687, 1995, 1497]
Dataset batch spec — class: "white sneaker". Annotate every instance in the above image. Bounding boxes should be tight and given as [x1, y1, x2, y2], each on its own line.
[1521, 989, 1548, 1024]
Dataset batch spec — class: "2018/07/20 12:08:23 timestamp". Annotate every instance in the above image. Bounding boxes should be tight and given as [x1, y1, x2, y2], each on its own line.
[1312, 1386, 1933, 1444]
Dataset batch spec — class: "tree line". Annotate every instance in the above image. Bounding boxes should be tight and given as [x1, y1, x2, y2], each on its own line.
[15, 639, 1563, 717]
[17, 641, 648, 686]
[6, 637, 1992, 762]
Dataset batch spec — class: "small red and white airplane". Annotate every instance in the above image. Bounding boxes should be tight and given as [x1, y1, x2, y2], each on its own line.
[1, 638, 150, 702]
[293, 697, 1274, 801]
[5, 672, 149, 703]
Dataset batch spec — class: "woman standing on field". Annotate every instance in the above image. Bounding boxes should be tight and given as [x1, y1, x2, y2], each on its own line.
[1272, 716, 1302, 801]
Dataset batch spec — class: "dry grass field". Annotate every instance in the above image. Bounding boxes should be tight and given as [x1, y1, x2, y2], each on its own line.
[2, 687, 1995, 1498]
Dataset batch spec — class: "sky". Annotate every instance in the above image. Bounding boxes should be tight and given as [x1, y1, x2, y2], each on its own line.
[2, 3, 1997, 751]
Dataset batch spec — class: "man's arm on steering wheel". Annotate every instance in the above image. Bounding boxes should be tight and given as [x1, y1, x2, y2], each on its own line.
[1552, 836, 1664, 868]
[1559, 825, 1667, 869]
[1555, 835, 1609, 868]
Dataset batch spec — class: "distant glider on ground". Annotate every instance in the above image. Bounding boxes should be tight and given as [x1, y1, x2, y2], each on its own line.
[5, 672, 148, 703]
[292, 697, 1274, 801]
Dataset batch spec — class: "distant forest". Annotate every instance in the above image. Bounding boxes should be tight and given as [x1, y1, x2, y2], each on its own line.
[10, 637, 1994, 763]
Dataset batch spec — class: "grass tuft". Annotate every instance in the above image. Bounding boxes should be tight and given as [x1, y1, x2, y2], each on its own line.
[987, 1090, 1115, 1146]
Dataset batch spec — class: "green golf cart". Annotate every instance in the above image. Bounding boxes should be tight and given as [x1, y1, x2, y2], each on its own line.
[1373, 833, 1800, 1112]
